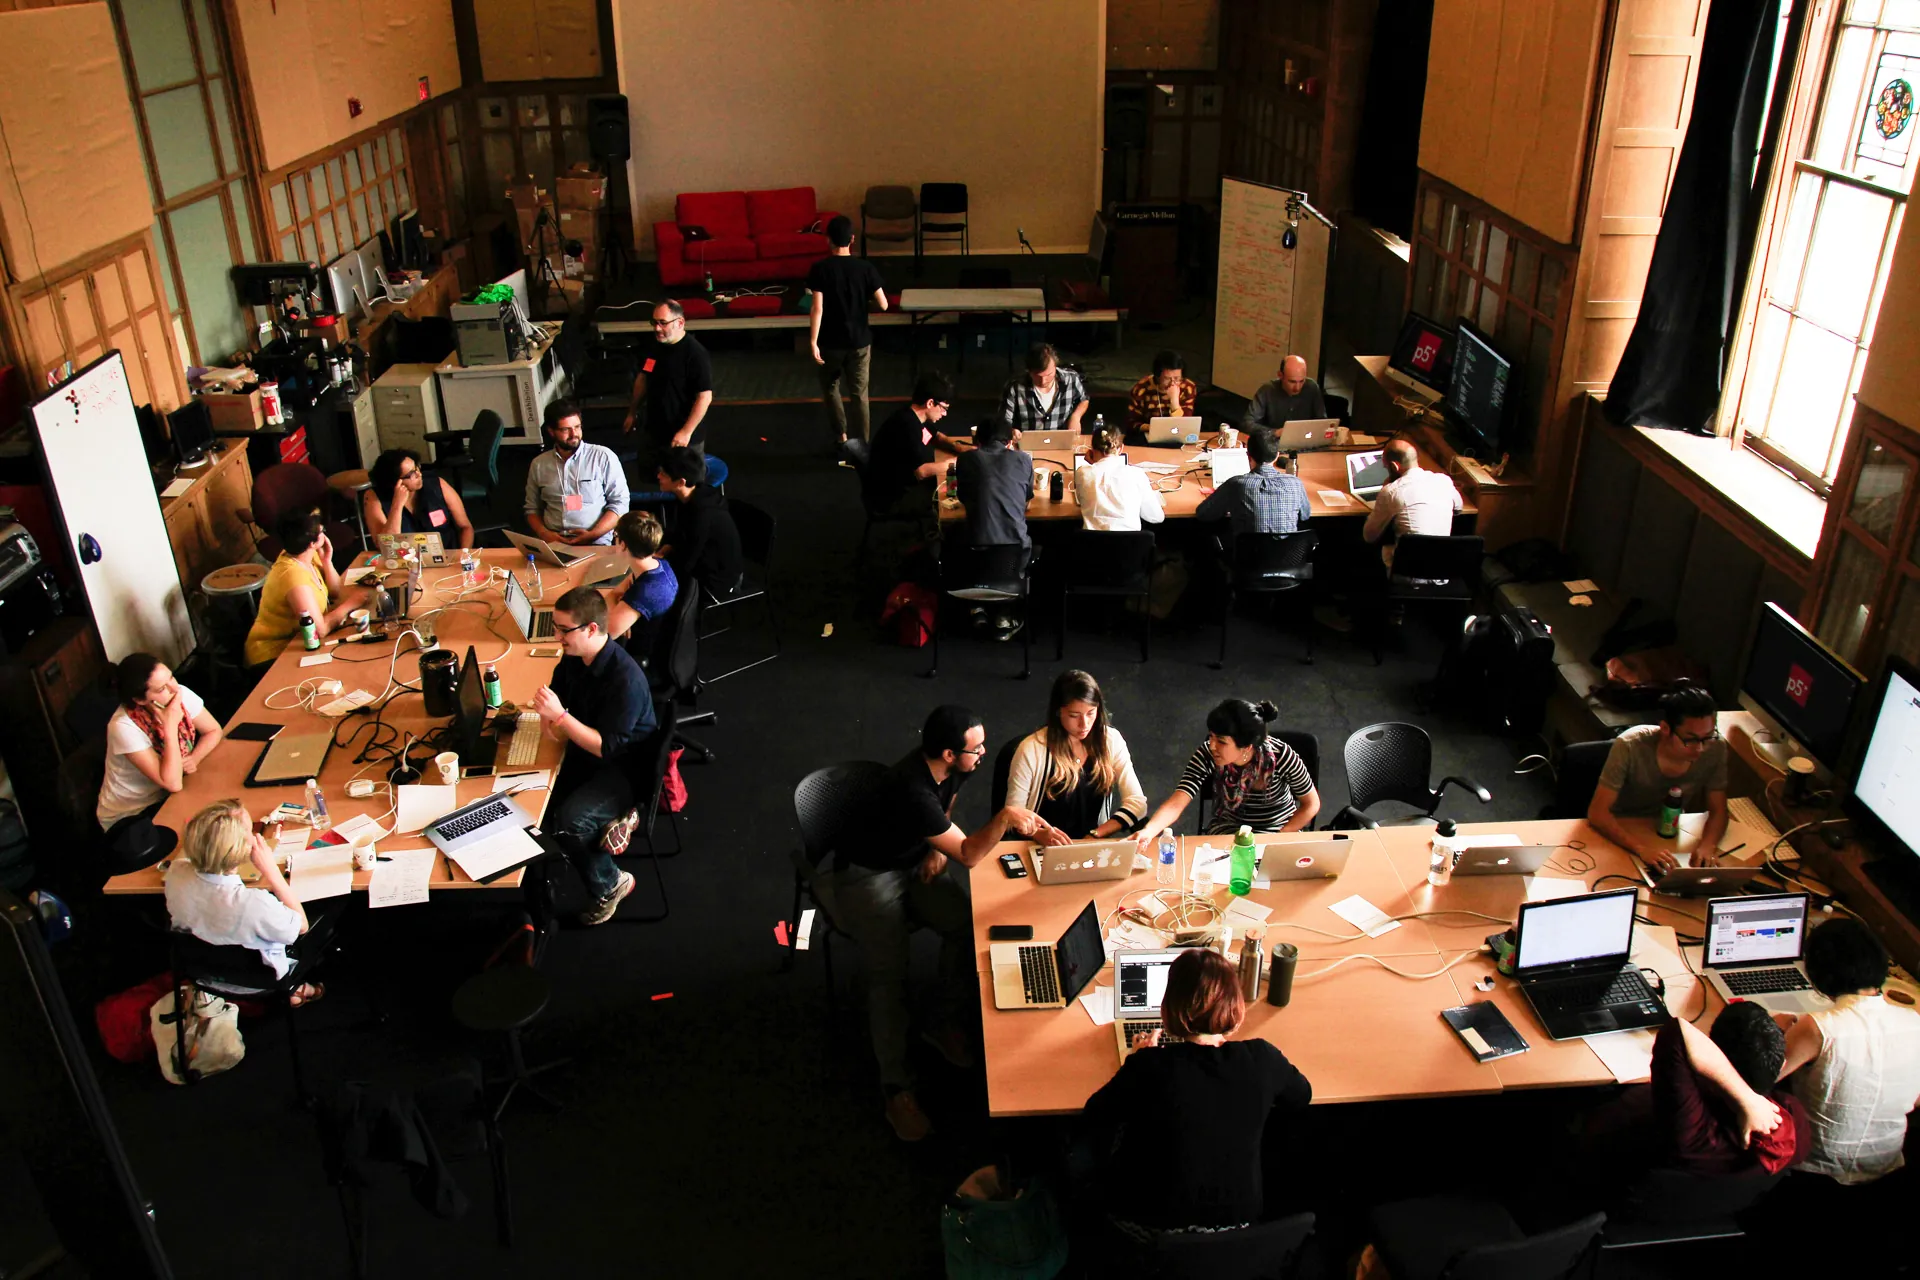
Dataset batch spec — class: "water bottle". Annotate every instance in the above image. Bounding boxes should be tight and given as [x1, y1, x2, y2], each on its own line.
[304, 777, 331, 833]
[1658, 786, 1683, 839]
[1229, 824, 1258, 896]
[1238, 931, 1263, 1001]
[1092, 412, 1106, 435]
[483, 663, 502, 709]
[373, 582, 395, 626]
[1428, 818, 1459, 887]
[406, 549, 423, 599]
[1156, 833, 1178, 887]
[460, 545, 480, 587]
[524, 551, 543, 603]
[297, 611, 319, 650]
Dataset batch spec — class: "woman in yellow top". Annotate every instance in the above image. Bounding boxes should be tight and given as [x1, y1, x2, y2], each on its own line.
[244, 509, 366, 667]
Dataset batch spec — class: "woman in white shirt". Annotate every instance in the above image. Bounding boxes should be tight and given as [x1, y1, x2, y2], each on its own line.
[1004, 670, 1148, 839]
[1073, 423, 1165, 532]
[98, 654, 224, 871]
[164, 799, 325, 1004]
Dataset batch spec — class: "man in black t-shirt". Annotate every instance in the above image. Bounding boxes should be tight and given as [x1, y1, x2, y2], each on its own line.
[829, 705, 1066, 1142]
[864, 371, 968, 536]
[622, 300, 715, 473]
[654, 445, 744, 596]
[808, 215, 888, 446]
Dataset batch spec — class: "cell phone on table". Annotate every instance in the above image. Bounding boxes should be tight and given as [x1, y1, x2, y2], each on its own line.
[998, 850, 1028, 879]
[988, 925, 1033, 941]
[461, 765, 495, 779]
[528, 645, 561, 658]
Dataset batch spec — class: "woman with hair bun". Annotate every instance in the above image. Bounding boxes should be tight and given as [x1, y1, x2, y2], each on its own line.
[1134, 698, 1318, 847]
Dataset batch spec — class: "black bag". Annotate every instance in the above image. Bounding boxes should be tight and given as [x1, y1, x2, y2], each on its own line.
[0, 798, 32, 893]
[1438, 607, 1555, 734]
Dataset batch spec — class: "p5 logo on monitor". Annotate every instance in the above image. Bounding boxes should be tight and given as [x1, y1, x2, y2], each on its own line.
[1411, 332, 1443, 371]
[1785, 663, 1813, 707]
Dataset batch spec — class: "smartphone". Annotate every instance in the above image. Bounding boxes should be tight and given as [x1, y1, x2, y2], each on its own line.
[461, 765, 495, 779]
[988, 925, 1034, 941]
[998, 851, 1028, 879]
[528, 645, 561, 658]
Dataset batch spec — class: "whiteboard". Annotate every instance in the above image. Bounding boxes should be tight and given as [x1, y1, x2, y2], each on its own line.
[32, 353, 193, 666]
[1212, 178, 1333, 399]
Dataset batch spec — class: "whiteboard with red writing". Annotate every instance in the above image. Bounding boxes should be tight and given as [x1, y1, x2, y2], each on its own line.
[1212, 178, 1332, 400]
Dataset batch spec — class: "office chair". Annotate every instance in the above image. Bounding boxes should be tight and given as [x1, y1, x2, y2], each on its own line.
[1538, 740, 1612, 819]
[861, 185, 917, 266]
[242, 462, 358, 567]
[602, 698, 679, 922]
[1141, 1211, 1317, 1280]
[785, 762, 895, 1005]
[1371, 533, 1485, 666]
[425, 409, 507, 504]
[1367, 1198, 1604, 1280]
[1193, 729, 1320, 834]
[1213, 529, 1319, 669]
[927, 542, 1032, 680]
[700, 498, 780, 683]
[842, 438, 930, 564]
[1598, 1166, 1782, 1255]
[1332, 722, 1490, 828]
[1057, 530, 1155, 663]
[918, 182, 969, 257]
[651, 579, 715, 763]
[988, 736, 1021, 813]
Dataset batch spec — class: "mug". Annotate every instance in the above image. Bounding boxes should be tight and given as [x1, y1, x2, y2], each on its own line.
[1220, 426, 1239, 448]
[434, 751, 459, 786]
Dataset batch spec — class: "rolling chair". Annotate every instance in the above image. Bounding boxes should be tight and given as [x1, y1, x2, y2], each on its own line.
[1538, 740, 1613, 819]
[1192, 729, 1321, 833]
[1598, 1166, 1782, 1258]
[1371, 534, 1485, 666]
[1213, 529, 1319, 669]
[601, 698, 680, 923]
[1330, 722, 1490, 828]
[842, 438, 930, 564]
[1138, 1212, 1317, 1280]
[927, 543, 1032, 680]
[425, 409, 507, 505]
[1367, 1199, 1604, 1280]
[700, 497, 780, 683]
[650, 579, 715, 764]
[241, 462, 359, 567]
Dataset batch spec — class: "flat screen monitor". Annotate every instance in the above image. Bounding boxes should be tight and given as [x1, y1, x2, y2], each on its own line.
[453, 644, 489, 765]
[168, 401, 215, 467]
[1388, 311, 1455, 393]
[323, 249, 369, 321]
[1847, 656, 1920, 879]
[1740, 601, 1865, 771]
[1444, 320, 1513, 453]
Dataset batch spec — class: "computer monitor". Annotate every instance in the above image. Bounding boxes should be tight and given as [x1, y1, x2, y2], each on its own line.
[1444, 320, 1513, 454]
[167, 401, 215, 469]
[391, 210, 425, 271]
[1739, 602, 1865, 773]
[452, 645, 489, 765]
[1388, 311, 1455, 393]
[323, 248, 369, 321]
[1846, 655, 1920, 912]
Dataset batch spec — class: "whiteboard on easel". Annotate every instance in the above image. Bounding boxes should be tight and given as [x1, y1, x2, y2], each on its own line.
[32, 353, 192, 666]
[1211, 178, 1333, 400]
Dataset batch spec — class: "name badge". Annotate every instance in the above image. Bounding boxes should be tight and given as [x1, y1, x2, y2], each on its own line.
[427, 507, 447, 527]
[564, 494, 584, 512]
[920, 427, 932, 446]
[642, 357, 657, 373]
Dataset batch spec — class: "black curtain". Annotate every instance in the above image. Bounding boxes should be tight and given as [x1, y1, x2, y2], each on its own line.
[1603, 0, 1783, 434]
[1349, 0, 1435, 238]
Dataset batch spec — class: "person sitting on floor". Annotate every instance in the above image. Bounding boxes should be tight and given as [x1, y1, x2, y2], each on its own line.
[165, 799, 328, 1005]
[244, 508, 367, 668]
[1134, 698, 1319, 842]
[603, 509, 680, 657]
[1195, 428, 1310, 534]
[1586, 682, 1729, 873]
[1004, 669, 1148, 841]
[98, 653, 225, 871]
[1074, 422, 1164, 532]
[655, 446, 744, 598]
[362, 447, 475, 548]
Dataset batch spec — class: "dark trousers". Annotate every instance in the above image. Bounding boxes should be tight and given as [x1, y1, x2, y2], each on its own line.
[548, 753, 634, 900]
[818, 344, 873, 442]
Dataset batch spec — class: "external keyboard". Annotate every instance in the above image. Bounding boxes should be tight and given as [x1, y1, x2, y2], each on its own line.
[1019, 946, 1060, 1005]
[435, 798, 513, 840]
[1728, 795, 1784, 848]
[1721, 966, 1813, 996]
[505, 712, 541, 766]
[1531, 968, 1655, 1015]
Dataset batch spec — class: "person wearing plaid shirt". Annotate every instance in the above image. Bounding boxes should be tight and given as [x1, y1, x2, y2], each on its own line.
[998, 343, 1089, 435]
[1124, 349, 1199, 431]
[1196, 429, 1311, 533]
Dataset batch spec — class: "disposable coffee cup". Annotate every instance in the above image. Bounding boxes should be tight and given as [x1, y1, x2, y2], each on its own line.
[434, 750, 459, 785]
[349, 608, 370, 634]
[1266, 942, 1299, 1008]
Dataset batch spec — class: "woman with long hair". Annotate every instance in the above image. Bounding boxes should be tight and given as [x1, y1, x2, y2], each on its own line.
[363, 448, 475, 548]
[1135, 697, 1319, 845]
[1004, 670, 1147, 840]
[97, 653, 223, 869]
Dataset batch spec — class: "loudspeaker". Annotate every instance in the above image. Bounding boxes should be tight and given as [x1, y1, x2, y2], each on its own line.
[588, 94, 630, 162]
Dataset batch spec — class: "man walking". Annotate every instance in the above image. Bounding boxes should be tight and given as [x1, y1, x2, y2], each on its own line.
[808, 215, 888, 445]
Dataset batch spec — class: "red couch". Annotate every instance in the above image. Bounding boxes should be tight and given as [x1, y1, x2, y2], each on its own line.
[653, 187, 842, 287]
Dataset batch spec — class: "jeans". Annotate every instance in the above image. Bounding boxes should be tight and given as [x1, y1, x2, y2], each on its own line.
[548, 754, 635, 900]
[827, 859, 975, 1090]
[818, 345, 873, 442]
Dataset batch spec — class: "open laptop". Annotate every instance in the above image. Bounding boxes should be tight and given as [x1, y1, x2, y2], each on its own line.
[1276, 418, 1341, 451]
[1453, 845, 1556, 876]
[503, 527, 599, 569]
[1020, 429, 1083, 453]
[1146, 415, 1203, 446]
[1346, 449, 1390, 506]
[1512, 888, 1667, 1039]
[502, 571, 555, 641]
[989, 902, 1105, 1010]
[1259, 835, 1353, 881]
[1701, 893, 1833, 1014]
[1649, 863, 1766, 897]
[1113, 948, 1182, 1061]
[1030, 840, 1136, 884]
[423, 793, 530, 857]
[375, 532, 445, 561]
[245, 729, 334, 786]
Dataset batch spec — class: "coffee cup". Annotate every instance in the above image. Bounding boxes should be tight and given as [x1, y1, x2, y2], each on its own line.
[353, 845, 377, 871]
[434, 750, 459, 785]
[349, 608, 370, 634]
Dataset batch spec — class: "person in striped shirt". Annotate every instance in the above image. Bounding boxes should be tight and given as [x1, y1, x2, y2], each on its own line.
[1134, 698, 1320, 845]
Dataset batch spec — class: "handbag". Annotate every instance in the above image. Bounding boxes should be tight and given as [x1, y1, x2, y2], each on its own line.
[150, 983, 246, 1084]
[940, 1165, 1069, 1280]
[97, 972, 175, 1064]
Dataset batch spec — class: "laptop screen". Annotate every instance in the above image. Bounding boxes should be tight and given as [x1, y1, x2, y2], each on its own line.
[1054, 903, 1107, 1005]
[503, 571, 533, 637]
[1706, 893, 1809, 966]
[1114, 951, 1179, 1017]
[1515, 889, 1636, 972]
[1347, 450, 1389, 493]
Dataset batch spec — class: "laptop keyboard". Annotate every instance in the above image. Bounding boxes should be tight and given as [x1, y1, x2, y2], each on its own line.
[1721, 967, 1813, 996]
[1530, 968, 1655, 1015]
[434, 798, 513, 840]
[1019, 946, 1060, 1005]
[1120, 1018, 1162, 1050]
[530, 611, 555, 640]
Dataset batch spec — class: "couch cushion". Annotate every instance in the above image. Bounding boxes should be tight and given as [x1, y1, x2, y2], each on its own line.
[724, 294, 784, 317]
[756, 229, 830, 259]
[694, 235, 759, 263]
[671, 297, 717, 319]
[675, 191, 750, 239]
[746, 187, 820, 237]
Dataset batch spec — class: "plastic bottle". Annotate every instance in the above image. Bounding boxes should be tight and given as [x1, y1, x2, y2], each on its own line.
[1427, 818, 1460, 887]
[945, 462, 959, 501]
[304, 778, 331, 833]
[460, 545, 480, 588]
[1658, 786, 1683, 839]
[1229, 824, 1258, 896]
[1092, 412, 1106, 436]
[523, 551, 543, 603]
[483, 664, 502, 709]
[406, 548, 423, 599]
[1156, 833, 1178, 887]
[373, 582, 394, 626]
[297, 611, 319, 650]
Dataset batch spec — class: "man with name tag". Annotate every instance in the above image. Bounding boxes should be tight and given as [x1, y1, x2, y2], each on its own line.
[622, 299, 715, 470]
[525, 400, 629, 548]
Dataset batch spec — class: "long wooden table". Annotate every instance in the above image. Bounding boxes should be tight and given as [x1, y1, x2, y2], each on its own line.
[970, 819, 1730, 1117]
[105, 548, 617, 896]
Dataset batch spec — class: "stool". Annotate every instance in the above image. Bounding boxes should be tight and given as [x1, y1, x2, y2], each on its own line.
[202, 563, 268, 664]
[452, 966, 570, 1124]
[327, 468, 373, 550]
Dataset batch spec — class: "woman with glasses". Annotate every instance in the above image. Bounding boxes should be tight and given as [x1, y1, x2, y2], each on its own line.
[1004, 670, 1147, 840]
[363, 448, 475, 548]
[1586, 681, 1729, 871]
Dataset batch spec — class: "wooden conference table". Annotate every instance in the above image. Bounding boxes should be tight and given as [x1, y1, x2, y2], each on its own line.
[104, 548, 609, 896]
[969, 817, 1742, 1118]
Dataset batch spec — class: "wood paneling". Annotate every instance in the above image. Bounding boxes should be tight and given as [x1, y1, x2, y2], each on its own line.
[1220, 0, 1375, 214]
[1108, 0, 1219, 70]
[1, 231, 186, 412]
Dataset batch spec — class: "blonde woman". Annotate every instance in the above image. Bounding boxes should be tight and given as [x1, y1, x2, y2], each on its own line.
[1004, 670, 1148, 840]
[164, 800, 325, 1004]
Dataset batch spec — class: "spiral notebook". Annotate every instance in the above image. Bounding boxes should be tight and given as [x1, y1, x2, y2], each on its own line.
[1441, 1001, 1529, 1062]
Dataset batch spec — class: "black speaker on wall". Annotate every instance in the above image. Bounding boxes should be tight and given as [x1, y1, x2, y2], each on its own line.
[588, 94, 630, 162]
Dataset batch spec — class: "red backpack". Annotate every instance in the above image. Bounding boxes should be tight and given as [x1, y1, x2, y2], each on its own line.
[880, 583, 937, 648]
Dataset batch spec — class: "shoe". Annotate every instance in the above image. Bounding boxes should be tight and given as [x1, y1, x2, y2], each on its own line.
[995, 617, 1024, 642]
[578, 871, 635, 926]
[921, 1026, 976, 1070]
[600, 808, 641, 855]
[1312, 604, 1353, 634]
[884, 1089, 933, 1142]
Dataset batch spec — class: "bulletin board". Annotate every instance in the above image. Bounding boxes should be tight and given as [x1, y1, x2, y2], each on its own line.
[1211, 178, 1333, 400]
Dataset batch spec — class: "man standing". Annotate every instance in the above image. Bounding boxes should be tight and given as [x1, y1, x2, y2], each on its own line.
[956, 417, 1034, 637]
[1361, 437, 1463, 569]
[867, 372, 961, 532]
[530, 586, 657, 926]
[1196, 428, 1311, 533]
[1075, 421, 1165, 531]
[1123, 349, 1198, 431]
[623, 300, 714, 469]
[830, 705, 1067, 1141]
[999, 343, 1089, 436]
[525, 399, 629, 547]
[655, 445, 744, 597]
[1242, 354, 1328, 430]
[808, 215, 888, 445]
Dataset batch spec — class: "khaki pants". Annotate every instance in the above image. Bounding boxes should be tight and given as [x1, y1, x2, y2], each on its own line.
[818, 345, 873, 442]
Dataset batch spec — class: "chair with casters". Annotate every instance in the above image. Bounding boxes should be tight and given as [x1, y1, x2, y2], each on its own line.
[700, 497, 780, 683]
[861, 185, 917, 265]
[1057, 530, 1156, 663]
[649, 579, 714, 763]
[1598, 1166, 1782, 1256]
[1192, 729, 1321, 834]
[928, 542, 1032, 680]
[1370, 534, 1485, 666]
[918, 182, 969, 258]
[424, 409, 513, 541]
[1539, 740, 1613, 820]
[1213, 529, 1319, 669]
[1368, 1198, 1603, 1280]
[842, 438, 930, 565]
[167, 929, 326, 1106]
[1140, 1211, 1317, 1280]
[240, 462, 359, 567]
[784, 761, 894, 996]
[1332, 721, 1490, 829]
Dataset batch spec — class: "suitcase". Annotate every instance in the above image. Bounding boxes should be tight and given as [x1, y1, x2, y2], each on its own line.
[1495, 605, 1555, 734]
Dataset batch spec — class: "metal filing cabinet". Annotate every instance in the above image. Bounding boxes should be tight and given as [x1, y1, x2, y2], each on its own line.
[371, 362, 445, 458]
[349, 386, 378, 469]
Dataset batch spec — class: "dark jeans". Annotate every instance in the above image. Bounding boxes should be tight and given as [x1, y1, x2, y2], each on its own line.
[818, 345, 873, 442]
[549, 753, 635, 900]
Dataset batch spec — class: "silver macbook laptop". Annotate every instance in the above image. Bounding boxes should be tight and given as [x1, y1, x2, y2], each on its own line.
[1453, 845, 1556, 876]
[1650, 864, 1766, 897]
[989, 902, 1105, 1010]
[1030, 840, 1136, 884]
[503, 571, 555, 641]
[1113, 948, 1181, 1060]
[1702, 893, 1832, 1014]
[1276, 418, 1341, 451]
[1346, 449, 1390, 505]
[375, 532, 446, 561]
[1019, 429, 1083, 453]
[1147, 415, 1203, 445]
[504, 528, 595, 568]
[1259, 835, 1353, 881]
[248, 730, 334, 786]
[424, 793, 531, 857]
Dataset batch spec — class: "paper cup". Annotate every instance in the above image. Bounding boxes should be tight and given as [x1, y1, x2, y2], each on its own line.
[434, 750, 459, 785]
[353, 845, 377, 871]
[349, 608, 371, 633]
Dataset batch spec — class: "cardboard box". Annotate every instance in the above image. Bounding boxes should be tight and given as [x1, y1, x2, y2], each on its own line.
[516, 206, 539, 249]
[506, 179, 545, 212]
[199, 389, 263, 431]
[555, 163, 606, 209]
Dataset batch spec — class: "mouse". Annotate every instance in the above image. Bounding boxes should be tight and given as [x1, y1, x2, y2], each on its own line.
[1823, 828, 1847, 849]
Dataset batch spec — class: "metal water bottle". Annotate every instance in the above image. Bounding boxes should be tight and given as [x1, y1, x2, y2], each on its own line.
[1238, 932, 1263, 1001]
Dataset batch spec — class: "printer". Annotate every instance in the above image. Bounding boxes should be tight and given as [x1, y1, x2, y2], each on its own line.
[452, 299, 528, 367]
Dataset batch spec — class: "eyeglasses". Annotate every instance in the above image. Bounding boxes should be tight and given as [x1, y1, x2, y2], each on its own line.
[1676, 730, 1721, 747]
[958, 744, 987, 757]
[552, 619, 591, 636]
[651, 317, 682, 328]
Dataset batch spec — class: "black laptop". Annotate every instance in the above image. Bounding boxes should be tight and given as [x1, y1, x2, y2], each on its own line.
[1512, 888, 1668, 1040]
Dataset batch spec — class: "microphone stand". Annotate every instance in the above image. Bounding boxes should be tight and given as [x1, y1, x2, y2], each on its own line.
[1017, 228, 1050, 348]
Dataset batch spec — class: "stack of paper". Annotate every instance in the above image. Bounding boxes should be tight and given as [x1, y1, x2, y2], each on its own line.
[1329, 894, 1400, 938]
[395, 784, 460, 834]
[289, 846, 353, 902]
[368, 848, 436, 908]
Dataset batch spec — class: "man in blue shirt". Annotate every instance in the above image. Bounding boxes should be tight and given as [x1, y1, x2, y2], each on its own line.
[1195, 429, 1311, 533]
[525, 399, 630, 547]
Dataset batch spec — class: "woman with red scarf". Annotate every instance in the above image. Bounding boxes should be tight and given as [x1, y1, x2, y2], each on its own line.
[96, 653, 224, 871]
[1134, 698, 1319, 846]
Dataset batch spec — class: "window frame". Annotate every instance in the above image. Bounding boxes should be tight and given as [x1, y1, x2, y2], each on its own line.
[261, 123, 417, 269]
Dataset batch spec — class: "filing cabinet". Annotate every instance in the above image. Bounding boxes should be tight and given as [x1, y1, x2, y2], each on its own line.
[371, 362, 445, 458]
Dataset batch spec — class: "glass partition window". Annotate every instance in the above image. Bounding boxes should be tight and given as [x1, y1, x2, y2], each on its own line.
[264, 127, 416, 287]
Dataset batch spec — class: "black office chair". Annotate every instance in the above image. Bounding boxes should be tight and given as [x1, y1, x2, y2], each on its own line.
[1194, 729, 1320, 834]
[1331, 722, 1490, 829]
[928, 543, 1032, 680]
[1057, 530, 1156, 662]
[842, 438, 929, 565]
[1598, 1166, 1782, 1256]
[701, 498, 780, 683]
[1142, 1211, 1317, 1279]
[1538, 740, 1613, 820]
[602, 698, 679, 923]
[168, 930, 323, 1106]
[1368, 1198, 1604, 1280]
[1213, 529, 1319, 669]
[988, 736, 1022, 813]
[918, 182, 969, 257]
[650, 578, 715, 763]
[1372, 534, 1485, 666]
[784, 762, 895, 1002]
[426, 409, 507, 504]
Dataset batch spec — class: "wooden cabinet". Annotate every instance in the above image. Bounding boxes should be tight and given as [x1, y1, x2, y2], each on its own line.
[161, 442, 255, 595]
[0, 615, 107, 841]
[473, 0, 601, 81]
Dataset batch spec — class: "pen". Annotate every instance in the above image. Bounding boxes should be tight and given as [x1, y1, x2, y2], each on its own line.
[1719, 843, 1746, 859]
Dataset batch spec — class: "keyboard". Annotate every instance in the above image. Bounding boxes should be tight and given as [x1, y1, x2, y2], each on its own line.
[1529, 967, 1656, 1016]
[529, 610, 555, 640]
[504, 712, 541, 766]
[434, 798, 514, 840]
[1120, 1017, 1163, 1051]
[1720, 966, 1813, 996]
[1727, 795, 1784, 848]
[1019, 945, 1060, 1005]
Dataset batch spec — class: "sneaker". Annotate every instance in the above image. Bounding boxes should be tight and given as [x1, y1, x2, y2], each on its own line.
[1312, 604, 1353, 634]
[884, 1089, 933, 1142]
[921, 1026, 976, 1070]
[994, 617, 1024, 642]
[600, 808, 641, 856]
[578, 871, 635, 926]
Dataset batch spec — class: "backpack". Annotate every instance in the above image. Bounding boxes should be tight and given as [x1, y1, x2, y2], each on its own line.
[881, 582, 937, 648]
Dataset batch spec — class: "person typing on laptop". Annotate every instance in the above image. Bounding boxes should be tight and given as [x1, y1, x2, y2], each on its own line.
[1074, 422, 1164, 533]
[1122, 349, 1196, 434]
[1004, 670, 1148, 840]
[829, 705, 1069, 1143]
[1134, 698, 1319, 846]
[999, 343, 1088, 438]
[1360, 438, 1463, 571]
[1585, 683, 1729, 874]
[1195, 429, 1311, 533]
[529, 586, 656, 927]
[1240, 354, 1327, 432]
[525, 400, 629, 548]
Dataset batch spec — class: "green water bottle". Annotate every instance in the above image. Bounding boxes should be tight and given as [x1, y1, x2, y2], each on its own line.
[1229, 824, 1258, 897]
[1657, 786, 1683, 840]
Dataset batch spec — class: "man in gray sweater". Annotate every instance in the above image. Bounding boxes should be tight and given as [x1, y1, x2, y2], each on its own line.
[1242, 354, 1328, 430]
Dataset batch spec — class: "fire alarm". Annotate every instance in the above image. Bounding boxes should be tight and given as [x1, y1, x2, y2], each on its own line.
[418, 76, 430, 101]
[347, 96, 363, 118]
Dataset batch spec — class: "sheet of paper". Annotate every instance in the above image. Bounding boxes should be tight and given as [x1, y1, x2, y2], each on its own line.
[367, 848, 435, 908]
[1584, 1028, 1655, 1083]
[1563, 578, 1599, 594]
[1107, 920, 1163, 952]
[395, 784, 460, 834]
[1078, 986, 1114, 1026]
[289, 846, 354, 902]
[445, 824, 542, 882]
[1330, 894, 1400, 938]
[1318, 489, 1353, 507]
[1188, 844, 1232, 888]
[492, 770, 551, 795]
[331, 813, 381, 846]
[1525, 876, 1591, 901]
[161, 477, 193, 498]
[1221, 897, 1273, 929]
[344, 566, 381, 585]
[1631, 924, 1687, 980]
